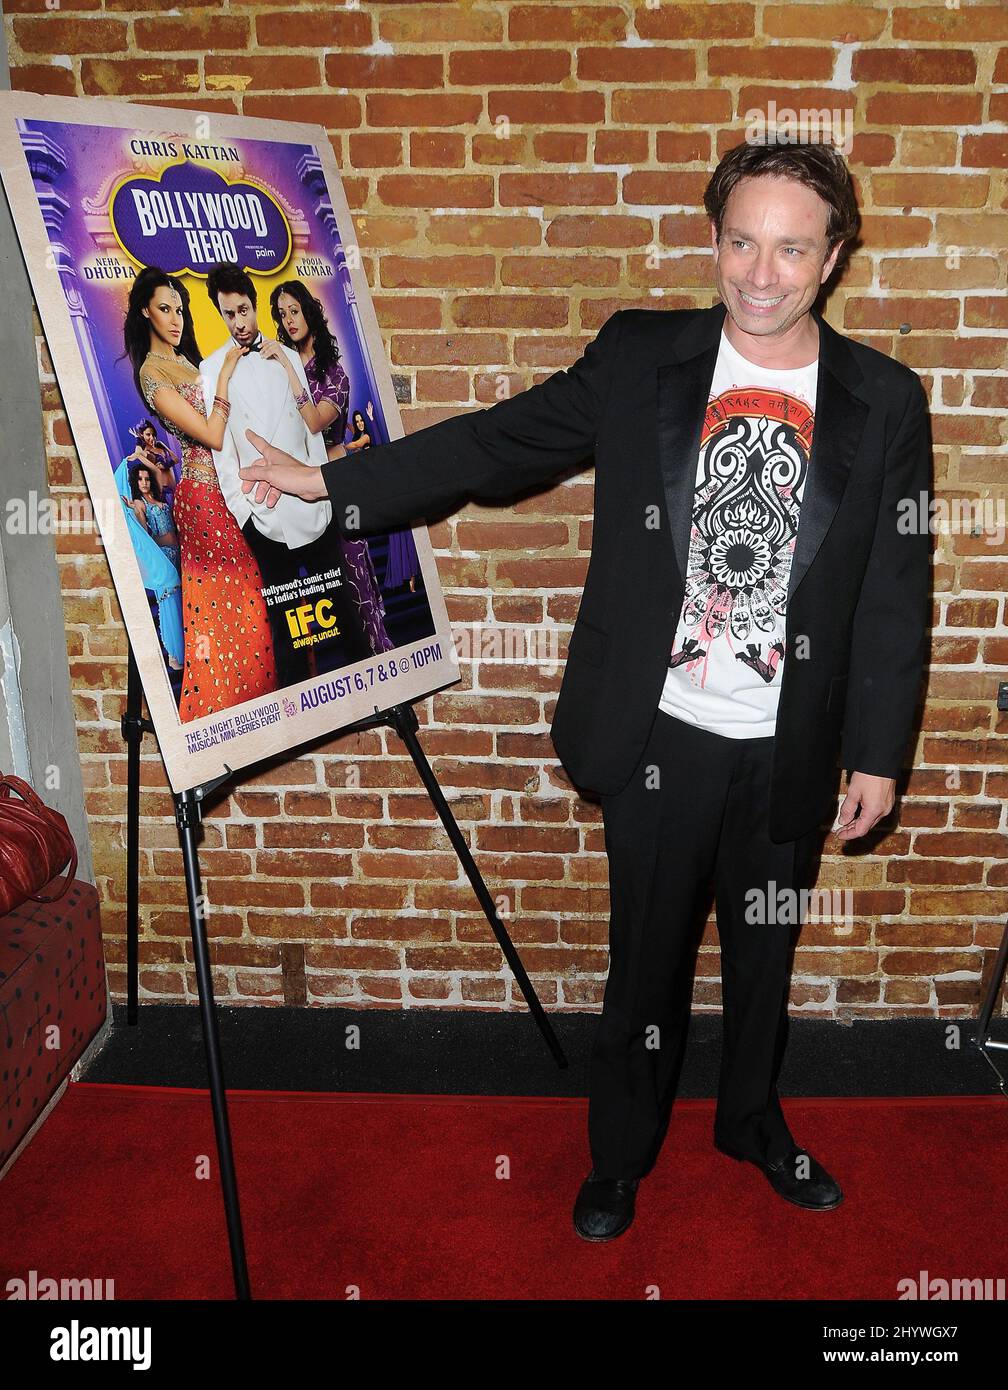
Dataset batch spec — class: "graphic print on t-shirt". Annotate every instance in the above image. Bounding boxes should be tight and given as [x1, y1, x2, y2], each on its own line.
[668, 386, 814, 688]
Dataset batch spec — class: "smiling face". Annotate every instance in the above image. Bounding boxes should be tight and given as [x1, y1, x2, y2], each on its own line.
[277, 291, 308, 345]
[140, 425, 157, 450]
[711, 174, 842, 355]
[216, 290, 258, 346]
[142, 282, 184, 351]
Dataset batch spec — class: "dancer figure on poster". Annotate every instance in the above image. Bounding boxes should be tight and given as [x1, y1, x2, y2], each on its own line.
[199, 264, 371, 685]
[344, 407, 373, 454]
[271, 283, 395, 654]
[113, 458, 184, 672]
[120, 266, 278, 720]
[128, 462, 180, 572]
[349, 406, 421, 596]
[126, 418, 181, 507]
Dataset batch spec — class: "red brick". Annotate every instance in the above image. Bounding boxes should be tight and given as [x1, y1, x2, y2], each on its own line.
[405, 132, 467, 168]
[764, 4, 886, 40]
[366, 93, 483, 128]
[206, 54, 324, 91]
[256, 9, 371, 47]
[450, 49, 571, 85]
[377, 174, 494, 209]
[349, 133, 404, 168]
[427, 215, 543, 249]
[80, 58, 200, 95]
[245, 93, 362, 128]
[380, 255, 496, 289]
[508, 5, 630, 41]
[710, 46, 834, 79]
[9, 65, 78, 96]
[635, 4, 756, 39]
[656, 131, 713, 164]
[381, 4, 503, 43]
[532, 132, 589, 164]
[895, 6, 1008, 41]
[622, 171, 709, 207]
[487, 90, 607, 125]
[135, 13, 250, 50]
[852, 48, 976, 84]
[499, 172, 617, 207]
[453, 291, 570, 326]
[13, 15, 127, 52]
[864, 91, 982, 125]
[577, 47, 696, 82]
[501, 254, 619, 287]
[325, 53, 443, 90]
[962, 135, 1008, 169]
[612, 88, 733, 124]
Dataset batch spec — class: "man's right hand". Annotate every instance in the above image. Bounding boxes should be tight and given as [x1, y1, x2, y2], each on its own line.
[239, 429, 328, 507]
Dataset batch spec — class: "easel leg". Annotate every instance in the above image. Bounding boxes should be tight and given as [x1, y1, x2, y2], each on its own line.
[973, 915, 1008, 1094]
[124, 649, 142, 1025]
[176, 789, 252, 1300]
[386, 703, 568, 1069]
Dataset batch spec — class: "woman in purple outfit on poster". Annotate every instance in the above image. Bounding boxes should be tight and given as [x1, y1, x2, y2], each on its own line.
[347, 407, 420, 594]
[270, 281, 395, 654]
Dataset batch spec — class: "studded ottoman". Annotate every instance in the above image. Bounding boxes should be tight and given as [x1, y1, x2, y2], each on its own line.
[0, 879, 107, 1172]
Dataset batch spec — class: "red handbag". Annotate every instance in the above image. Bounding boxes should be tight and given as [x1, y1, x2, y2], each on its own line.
[0, 775, 78, 916]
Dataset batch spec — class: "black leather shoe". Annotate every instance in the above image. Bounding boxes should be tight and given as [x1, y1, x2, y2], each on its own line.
[573, 1169, 639, 1241]
[716, 1141, 843, 1210]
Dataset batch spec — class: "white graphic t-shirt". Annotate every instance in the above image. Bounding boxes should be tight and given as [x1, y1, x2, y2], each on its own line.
[658, 327, 818, 737]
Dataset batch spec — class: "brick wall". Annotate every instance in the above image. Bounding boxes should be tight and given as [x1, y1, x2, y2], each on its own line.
[6, 0, 1007, 1019]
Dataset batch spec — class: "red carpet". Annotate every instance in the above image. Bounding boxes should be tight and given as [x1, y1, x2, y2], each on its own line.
[1, 1083, 1005, 1300]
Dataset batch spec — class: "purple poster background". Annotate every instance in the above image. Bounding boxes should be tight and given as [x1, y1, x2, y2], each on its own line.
[18, 116, 432, 716]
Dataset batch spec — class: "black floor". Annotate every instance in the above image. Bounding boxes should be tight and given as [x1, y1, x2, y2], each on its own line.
[82, 1005, 1005, 1099]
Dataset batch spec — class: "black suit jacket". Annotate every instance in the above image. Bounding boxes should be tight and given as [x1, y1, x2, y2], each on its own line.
[321, 300, 933, 841]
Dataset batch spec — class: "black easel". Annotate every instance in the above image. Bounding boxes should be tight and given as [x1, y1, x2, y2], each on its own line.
[120, 645, 569, 1299]
[973, 914, 1008, 1095]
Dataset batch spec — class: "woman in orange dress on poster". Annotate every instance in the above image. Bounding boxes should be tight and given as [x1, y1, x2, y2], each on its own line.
[119, 266, 277, 721]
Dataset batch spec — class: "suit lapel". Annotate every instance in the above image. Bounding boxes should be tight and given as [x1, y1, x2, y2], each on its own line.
[656, 301, 870, 602]
[656, 308, 722, 585]
[785, 314, 869, 599]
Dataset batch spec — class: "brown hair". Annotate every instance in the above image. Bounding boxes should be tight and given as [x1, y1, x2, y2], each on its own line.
[704, 139, 861, 264]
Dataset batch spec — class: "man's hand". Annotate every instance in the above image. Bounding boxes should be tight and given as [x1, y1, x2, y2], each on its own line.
[834, 772, 897, 842]
[238, 429, 327, 507]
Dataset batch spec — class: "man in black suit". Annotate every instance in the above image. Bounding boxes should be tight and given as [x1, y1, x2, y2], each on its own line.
[238, 140, 932, 1241]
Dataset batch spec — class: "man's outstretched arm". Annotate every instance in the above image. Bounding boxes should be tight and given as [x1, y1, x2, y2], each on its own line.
[238, 311, 624, 535]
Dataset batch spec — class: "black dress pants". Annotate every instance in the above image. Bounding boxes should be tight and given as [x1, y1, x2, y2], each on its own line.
[588, 709, 825, 1181]
[241, 516, 371, 688]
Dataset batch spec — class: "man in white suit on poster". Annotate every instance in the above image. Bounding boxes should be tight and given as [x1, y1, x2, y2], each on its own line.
[200, 262, 370, 683]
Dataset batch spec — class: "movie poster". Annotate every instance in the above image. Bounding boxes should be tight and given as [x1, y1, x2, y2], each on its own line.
[0, 92, 458, 796]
